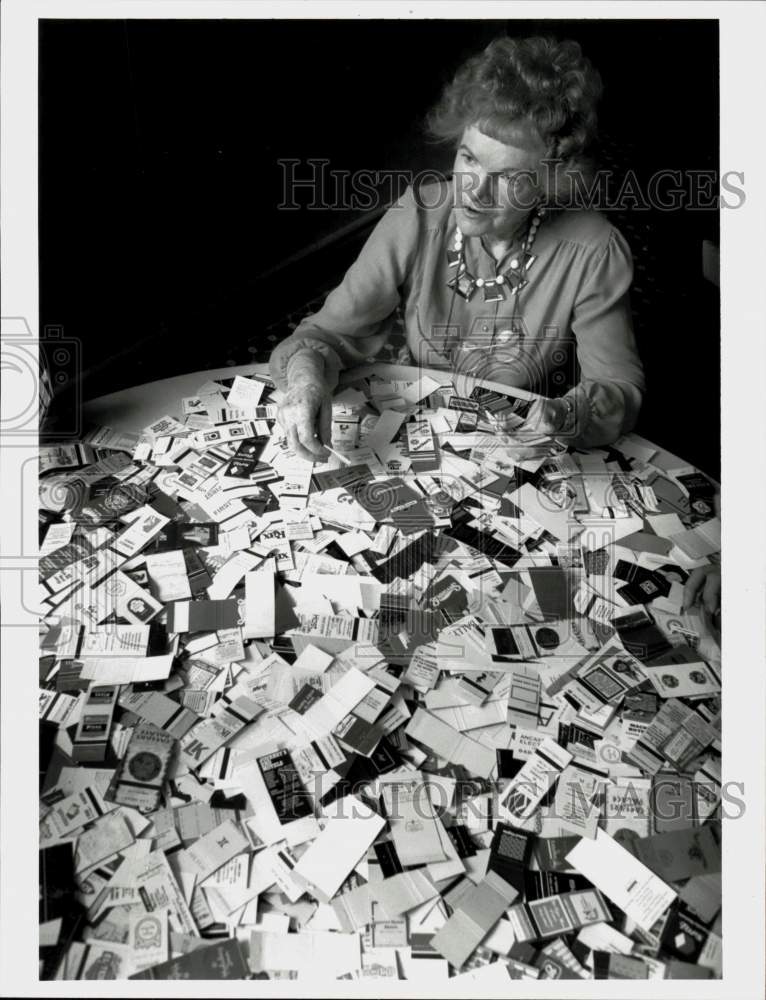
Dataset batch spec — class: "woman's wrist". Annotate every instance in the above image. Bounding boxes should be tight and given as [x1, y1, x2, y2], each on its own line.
[551, 395, 575, 433]
[285, 347, 328, 391]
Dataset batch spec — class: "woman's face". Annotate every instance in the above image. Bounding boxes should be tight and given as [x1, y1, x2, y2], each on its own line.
[453, 123, 547, 242]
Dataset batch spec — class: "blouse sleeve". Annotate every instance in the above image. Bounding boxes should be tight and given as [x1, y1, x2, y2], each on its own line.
[560, 226, 646, 449]
[269, 185, 422, 392]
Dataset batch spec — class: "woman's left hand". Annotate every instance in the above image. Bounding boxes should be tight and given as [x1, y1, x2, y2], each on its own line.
[493, 396, 566, 459]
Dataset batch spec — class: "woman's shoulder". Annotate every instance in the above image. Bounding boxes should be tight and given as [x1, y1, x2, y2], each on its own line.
[546, 208, 627, 253]
[404, 176, 454, 229]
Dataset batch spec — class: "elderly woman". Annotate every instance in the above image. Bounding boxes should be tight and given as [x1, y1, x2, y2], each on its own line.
[270, 35, 645, 462]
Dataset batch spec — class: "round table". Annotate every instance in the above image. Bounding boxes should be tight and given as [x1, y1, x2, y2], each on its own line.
[81, 359, 719, 651]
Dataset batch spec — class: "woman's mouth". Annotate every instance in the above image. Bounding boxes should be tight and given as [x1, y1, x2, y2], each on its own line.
[461, 202, 488, 219]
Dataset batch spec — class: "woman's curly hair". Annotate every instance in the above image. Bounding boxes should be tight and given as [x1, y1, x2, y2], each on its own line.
[426, 36, 603, 205]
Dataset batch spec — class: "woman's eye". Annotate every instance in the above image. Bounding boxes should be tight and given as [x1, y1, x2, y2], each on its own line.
[461, 151, 475, 164]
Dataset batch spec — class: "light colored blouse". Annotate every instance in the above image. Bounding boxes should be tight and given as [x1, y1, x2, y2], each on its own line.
[269, 180, 646, 447]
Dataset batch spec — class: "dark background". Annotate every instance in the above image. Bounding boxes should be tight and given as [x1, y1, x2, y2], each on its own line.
[39, 18, 720, 477]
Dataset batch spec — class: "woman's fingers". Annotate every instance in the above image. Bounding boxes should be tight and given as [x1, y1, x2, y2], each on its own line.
[531, 398, 562, 436]
[496, 398, 560, 440]
[495, 398, 543, 437]
[279, 390, 332, 462]
[497, 402, 558, 458]
[286, 423, 316, 463]
[295, 404, 326, 458]
[499, 439, 556, 461]
[319, 396, 333, 448]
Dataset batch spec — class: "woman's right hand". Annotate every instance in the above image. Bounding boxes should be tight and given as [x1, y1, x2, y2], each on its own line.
[276, 380, 333, 463]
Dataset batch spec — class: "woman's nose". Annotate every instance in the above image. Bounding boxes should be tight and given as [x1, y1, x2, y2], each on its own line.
[474, 171, 495, 205]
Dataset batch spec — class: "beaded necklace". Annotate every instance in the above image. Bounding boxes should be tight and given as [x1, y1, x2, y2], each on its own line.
[446, 206, 546, 304]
